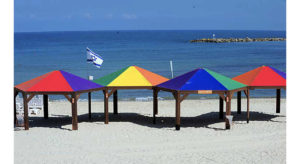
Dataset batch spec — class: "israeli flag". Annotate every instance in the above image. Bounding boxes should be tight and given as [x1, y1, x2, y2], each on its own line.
[86, 47, 104, 68]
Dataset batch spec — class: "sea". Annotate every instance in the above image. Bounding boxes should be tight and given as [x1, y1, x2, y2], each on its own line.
[14, 30, 286, 100]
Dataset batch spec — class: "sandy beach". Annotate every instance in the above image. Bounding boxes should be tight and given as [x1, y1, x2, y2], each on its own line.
[14, 98, 286, 164]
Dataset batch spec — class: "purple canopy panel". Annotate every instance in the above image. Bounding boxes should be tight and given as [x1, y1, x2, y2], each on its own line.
[157, 69, 199, 90]
[60, 70, 103, 91]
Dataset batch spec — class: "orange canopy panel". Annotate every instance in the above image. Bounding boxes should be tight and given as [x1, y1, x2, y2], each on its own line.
[232, 66, 286, 87]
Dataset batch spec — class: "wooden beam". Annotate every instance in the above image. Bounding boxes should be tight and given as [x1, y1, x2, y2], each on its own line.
[276, 89, 281, 113]
[71, 93, 78, 130]
[179, 93, 189, 103]
[103, 89, 109, 124]
[75, 93, 81, 101]
[247, 89, 250, 123]
[113, 90, 118, 115]
[243, 89, 249, 98]
[108, 88, 116, 98]
[175, 92, 181, 130]
[219, 96, 224, 119]
[22, 92, 29, 130]
[88, 92, 91, 120]
[153, 88, 158, 124]
[64, 94, 72, 103]
[43, 95, 48, 119]
[26, 94, 36, 103]
[237, 91, 241, 114]
[218, 93, 225, 101]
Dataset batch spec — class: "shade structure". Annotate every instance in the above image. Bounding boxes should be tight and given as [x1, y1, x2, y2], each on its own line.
[233, 65, 286, 115]
[156, 68, 249, 130]
[158, 68, 247, 92]
[94, 65, 169, 87]
[15, 70, 103, 93]
[14, 70, 104, 130]
[232, 65, 286, 87]
[93, 65, 169, 124]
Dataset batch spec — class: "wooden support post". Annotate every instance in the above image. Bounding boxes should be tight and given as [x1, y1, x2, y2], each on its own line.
[88, 92, 91, 119]
[276, 89, 281, 113]
[22, 92, 29, 130]
[103, 89, 109, 124]
[237, 91, 241, 114]
[175, 92, 181, 130]
[246, 89, 250, 123]
[153, 88, 158, 124]
[14, 90, 18, 126]
[219, 96, 224, 119]
[113, 90, 118, 115]
[43, 94, 48, 119]
[225, 92, 232, 130]
[71, 93, 78, 130]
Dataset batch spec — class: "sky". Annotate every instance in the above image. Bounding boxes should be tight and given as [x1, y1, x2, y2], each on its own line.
[14, 0, 286, 32]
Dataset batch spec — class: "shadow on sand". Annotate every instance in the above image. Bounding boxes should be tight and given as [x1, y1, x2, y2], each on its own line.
[17, 109, 285, 131]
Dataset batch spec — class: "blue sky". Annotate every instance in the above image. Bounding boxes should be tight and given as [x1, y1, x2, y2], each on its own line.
[14, 0, 286, 32]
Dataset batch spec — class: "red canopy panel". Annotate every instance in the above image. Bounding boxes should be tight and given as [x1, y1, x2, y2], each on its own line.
[233, 66, 286, 87]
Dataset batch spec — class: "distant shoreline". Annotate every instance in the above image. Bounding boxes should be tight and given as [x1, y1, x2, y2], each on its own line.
[190, 37, 286, 43]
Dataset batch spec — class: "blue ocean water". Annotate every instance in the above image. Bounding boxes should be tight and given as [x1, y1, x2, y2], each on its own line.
[14, 30, 286, 100]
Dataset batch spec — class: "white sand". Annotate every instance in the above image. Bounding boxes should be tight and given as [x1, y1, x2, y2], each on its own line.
[15, 98, 286, 164]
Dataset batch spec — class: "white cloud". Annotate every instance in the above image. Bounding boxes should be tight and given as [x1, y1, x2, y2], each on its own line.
[122, 13, 137, 20]
[64, 15, 73, 19]
[29, 14, 36, 19]
[105, 13, 113, 19]
[83, 13, 92, 19]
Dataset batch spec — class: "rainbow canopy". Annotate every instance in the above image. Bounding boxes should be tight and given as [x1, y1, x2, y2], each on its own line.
[94, 66, 169, 87]
[157, 68, 246, 91]
[232, 66, 286, 87]
[15, 70, 104, 92]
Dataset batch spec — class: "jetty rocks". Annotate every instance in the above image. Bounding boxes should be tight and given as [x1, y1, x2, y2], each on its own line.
[190, 37, 286, 43]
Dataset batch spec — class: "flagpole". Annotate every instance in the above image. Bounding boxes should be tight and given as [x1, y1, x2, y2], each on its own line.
[86, 61, 89, 80]
[170, 60, 174, 79]
[86, 47, 89, 80]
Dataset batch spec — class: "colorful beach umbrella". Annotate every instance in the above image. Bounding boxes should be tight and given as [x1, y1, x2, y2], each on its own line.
[232, 65, 286, 87]
[157, 68, 246, 91]
[15, 70, 104, 92]
[94, 66, 169, 87]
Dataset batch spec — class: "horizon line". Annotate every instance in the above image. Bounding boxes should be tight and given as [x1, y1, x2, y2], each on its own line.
[14, 29, 287, 33]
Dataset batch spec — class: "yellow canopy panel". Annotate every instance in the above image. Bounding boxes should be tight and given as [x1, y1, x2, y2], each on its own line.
[93, 66, 169, 87]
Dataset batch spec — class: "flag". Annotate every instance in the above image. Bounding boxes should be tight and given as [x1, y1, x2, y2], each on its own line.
[86, 47, 104, 68]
